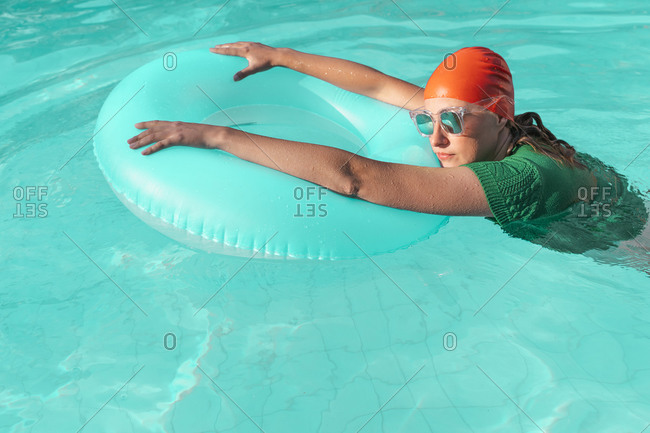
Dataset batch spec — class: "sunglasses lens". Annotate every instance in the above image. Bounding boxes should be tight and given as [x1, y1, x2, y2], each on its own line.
[440, 111, 462, 134]
[415, 113, 434, 135]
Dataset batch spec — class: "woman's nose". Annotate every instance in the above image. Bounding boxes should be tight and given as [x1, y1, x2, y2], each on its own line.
[429, 120, 450, 148]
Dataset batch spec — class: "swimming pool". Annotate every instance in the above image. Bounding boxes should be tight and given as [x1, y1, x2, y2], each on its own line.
[1, 0, 649, 432]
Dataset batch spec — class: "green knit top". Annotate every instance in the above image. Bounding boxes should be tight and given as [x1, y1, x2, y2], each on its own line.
[460, 144, 596, 225]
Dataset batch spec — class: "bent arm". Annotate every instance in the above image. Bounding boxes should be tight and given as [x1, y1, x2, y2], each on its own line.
[131, 122, 491, 216]
[215, 127, 492, 217]
[348, 157, 493, 216]
[276, 48, 425, 111]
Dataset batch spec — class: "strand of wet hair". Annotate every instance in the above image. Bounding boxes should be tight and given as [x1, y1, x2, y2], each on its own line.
[508, 112, 587, 170]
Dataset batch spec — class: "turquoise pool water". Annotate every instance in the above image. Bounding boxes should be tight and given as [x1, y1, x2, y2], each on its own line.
[2, 1, 649, 432]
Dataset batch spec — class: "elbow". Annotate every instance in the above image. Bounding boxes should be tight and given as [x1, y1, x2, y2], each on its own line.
[338, 159, 362, 198]
[342, 175, 361, 198]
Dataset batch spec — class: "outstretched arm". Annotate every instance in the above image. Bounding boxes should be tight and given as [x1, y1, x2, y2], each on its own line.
[127, 122, 492, 217]
[210, 42, 425, 111]
[276, 47, 425, 110]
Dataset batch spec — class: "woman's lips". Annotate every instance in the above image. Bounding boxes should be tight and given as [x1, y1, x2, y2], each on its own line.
[436, 153, 454, 160]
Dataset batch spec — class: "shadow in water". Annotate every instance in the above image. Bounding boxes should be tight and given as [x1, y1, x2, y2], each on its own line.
[497, 152, 649, 275]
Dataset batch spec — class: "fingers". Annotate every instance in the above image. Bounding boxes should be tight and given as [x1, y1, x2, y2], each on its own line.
[210, 41, 257, 56]
[128, 121, 179, 155]
[128, 123, 157, 146]
[211, 41, 251, 49]
[210, 43, 242, 56]
[234, 68, 251, 81]
[141, 138, 172, 156]
[211, 42, 269, 82]
[134, 120, 163, 129]
[129, 120, 169, 147]
[128, 130, 155, 149]
[128, 123, 161, 151]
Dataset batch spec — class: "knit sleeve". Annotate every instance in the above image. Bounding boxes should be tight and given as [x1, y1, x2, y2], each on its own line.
[460, 157, 544, 225]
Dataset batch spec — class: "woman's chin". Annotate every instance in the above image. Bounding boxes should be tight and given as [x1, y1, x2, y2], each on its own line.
[439, 160, 461, 168]
[435, 153, 466, 167]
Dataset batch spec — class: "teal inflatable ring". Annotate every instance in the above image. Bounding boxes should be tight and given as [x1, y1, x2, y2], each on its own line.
[93, 49, 448, 259]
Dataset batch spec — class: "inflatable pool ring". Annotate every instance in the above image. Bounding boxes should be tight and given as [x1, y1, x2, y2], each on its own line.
[93, 49, 448, 259]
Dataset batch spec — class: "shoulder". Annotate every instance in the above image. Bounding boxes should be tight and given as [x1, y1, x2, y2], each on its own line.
[460, 144, 597, 225]
[465, 143, 593, 185]
[463, 144, 545, 193]
[461, 146, 544, 224]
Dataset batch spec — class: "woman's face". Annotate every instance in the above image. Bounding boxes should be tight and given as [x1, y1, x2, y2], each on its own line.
[423, 97, 511, 167]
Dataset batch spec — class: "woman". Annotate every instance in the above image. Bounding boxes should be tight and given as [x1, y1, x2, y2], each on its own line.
[127, 42, 598, 226]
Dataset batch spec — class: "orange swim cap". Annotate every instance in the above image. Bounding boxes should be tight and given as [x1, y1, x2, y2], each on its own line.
[423, 47, 515, 121]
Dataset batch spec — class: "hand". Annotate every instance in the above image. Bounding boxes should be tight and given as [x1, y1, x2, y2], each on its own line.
[127, 121, 223, 155]
[209, 41, 281, 81]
